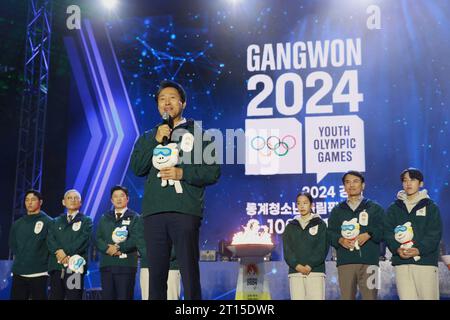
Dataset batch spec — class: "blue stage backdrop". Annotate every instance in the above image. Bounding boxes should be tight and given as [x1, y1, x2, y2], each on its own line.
[63, 0, 450, 258]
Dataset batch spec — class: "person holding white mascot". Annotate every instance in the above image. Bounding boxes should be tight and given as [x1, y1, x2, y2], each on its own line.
[385, 168, 442, 300]
[327, 171, 384, 300]
[95, 185, 140, 300]
[131, 80, 221, 300]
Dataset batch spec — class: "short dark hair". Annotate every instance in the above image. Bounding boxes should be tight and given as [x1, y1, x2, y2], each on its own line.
[24, 189, 43, 202]
[342, 170, 365, 184]
[296, 192, 314, 205]
[400, 167, 424, 182]
[154, 80, 186, 104]
[110, 185, 129, 198]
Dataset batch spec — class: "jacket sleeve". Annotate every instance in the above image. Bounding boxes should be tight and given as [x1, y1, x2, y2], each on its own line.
[118, 217, 138, 253]
[282, 226, 300, 270]
[384, 205, 402, 254]
[182, 164, 221, 187]
[415, 204, 443, 256]
[47, 219, 61, 254]
[42, 217, 53, 249]
[306, 223, 329, 268]
[366, 204, 384, 244]
[130, 130, 159, 177]
[180, 135, 221, 187]
[327, 209, 342, 249]
[135, 216, 148, 261]
[95, 217, 109, 253]
[8, 222, 18, 255]
[66, 218, 93, 256]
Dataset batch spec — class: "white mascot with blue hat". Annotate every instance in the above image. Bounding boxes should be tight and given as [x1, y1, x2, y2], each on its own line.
[68, 255, 86, 274]
[112, 226, 129, 259]
[341, 218, 361, 251]
[152, 143, 183, 193]
[394, 222, 421, 261]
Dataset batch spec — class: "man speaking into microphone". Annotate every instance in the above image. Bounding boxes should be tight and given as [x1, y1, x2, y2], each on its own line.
[130, 80, 221, 300]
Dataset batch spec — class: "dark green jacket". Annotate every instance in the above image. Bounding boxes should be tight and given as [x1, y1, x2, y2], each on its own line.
[47, 212, 93, 272]
[135, 216, 179, 270]
[283, 216, 329, 274]
[95, 209, 140, 270]
[9, 211, 53, 275]
[327, 198, 384, 267]
[130, 119, 221, 218]
[385, 198, 442, 267]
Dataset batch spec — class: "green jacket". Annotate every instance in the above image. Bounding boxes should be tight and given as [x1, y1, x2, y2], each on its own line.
[135, 216, 179, 270]
[283, 215, 329, 274]
[130, 119, 221, 218]
[47, 212, 93, 272]
[385, 198, 442, 267]
[327, 198, 384, 267]
[95, 209, 140, 270]
[9, 211, 53, 275]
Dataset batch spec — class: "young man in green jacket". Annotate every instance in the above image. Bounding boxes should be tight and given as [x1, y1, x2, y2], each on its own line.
[131, 80, 220, 300]
[47, 189, 93, 300]
[95, 185, 139, 300]
[9, 189, 53, 300]
[327, 171, 384, 300]
[384, 168, 442, 300]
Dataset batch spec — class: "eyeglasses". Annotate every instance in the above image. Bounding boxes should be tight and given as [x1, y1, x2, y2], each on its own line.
[341, 225, 356, 231]
[394, 225, 407, 233]
[153, 147, 172, 157]
[115, 230, 128, 237]
[73, 257, 84, 269]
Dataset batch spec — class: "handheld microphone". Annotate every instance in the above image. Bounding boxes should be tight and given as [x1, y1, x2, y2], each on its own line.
[161, 112, 173, 145]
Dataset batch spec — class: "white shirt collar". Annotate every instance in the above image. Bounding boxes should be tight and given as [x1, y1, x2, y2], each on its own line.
[115, 207, 128, 217]
[173, 117, 186, 128]
[347, 195, 364, 211]
[67, 211, 79, 220]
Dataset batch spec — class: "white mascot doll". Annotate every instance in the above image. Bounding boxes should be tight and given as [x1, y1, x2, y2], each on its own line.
[67, 255, 86, 274]
[112, 226, 129, 259]
[341, 218, 361, 251]
[152, 143, 183, 193]
[394, 222, 421, 261]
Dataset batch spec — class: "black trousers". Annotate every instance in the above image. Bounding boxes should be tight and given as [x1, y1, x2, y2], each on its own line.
[100, 268, 136, 300]
[144, 212, 201, 300]
[49, 270, 85, 300]
[10, 274, 48, 300]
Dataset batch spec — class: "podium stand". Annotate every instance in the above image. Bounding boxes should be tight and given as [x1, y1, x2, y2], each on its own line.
[228, 244, 275, 300]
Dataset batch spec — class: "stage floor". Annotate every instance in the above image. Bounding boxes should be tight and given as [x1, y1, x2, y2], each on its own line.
[1, 260, 449, 300]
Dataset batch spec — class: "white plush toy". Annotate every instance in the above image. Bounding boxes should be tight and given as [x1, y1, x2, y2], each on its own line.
[394, 222, 421, 261]
[152, 143, 183, 193]
[341, 218, 361, 251]
[112, 226, 128, 244]
[67, 255, 86, 274]
[112, 226, 128, 259]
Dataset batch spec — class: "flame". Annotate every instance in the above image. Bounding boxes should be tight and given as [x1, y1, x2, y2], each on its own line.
[231, 219, 273, 245]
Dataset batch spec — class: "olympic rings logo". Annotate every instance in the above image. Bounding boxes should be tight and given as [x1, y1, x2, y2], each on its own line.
[250, 135, 297, 157]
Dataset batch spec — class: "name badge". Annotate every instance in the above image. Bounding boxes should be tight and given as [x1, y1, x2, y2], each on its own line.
[34, 221, 44, 234]
[180, 132, 194, 153]
[416, 207, 426, 217]
[309, 225, 318, 236]
[122, 219, 131, 226]
[72, 221, 81, 231]
[359, 210, 369, 226]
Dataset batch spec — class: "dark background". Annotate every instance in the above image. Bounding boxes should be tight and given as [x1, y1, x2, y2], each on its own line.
[1, 0, 449, 259]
